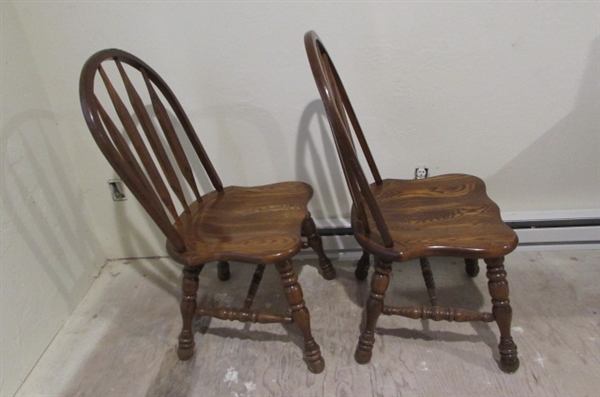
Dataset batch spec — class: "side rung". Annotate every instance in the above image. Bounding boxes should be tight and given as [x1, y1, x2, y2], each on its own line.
[382, 305, 494, 322]
[196, 306, 293, 324]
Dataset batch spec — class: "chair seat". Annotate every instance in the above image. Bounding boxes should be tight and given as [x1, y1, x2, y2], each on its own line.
[353, 174, 518, 261]
[168, 182, 313, 265]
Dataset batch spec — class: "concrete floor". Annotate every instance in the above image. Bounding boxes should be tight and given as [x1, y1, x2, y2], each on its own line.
[15, 250, 600, 397]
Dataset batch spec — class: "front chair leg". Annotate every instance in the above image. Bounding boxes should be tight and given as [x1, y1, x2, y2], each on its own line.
[276, 259, 325, 374]
[485, 257, 519, 373]
[355, 258, 392, 364]
[177, 264, 203, 360]
[302, 213, 336, 280]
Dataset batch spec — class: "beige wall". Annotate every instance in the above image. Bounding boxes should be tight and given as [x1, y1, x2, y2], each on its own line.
[2, 1, 598, 395]
[1, 4, 105, 395]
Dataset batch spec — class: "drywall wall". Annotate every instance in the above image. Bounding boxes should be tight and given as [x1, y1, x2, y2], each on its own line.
[0, 4, 105, 396]
[13, 1, 599, 259]
[2, 2, 598, 395]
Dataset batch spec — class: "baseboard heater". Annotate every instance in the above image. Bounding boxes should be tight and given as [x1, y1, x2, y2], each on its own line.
[311, 210, 600, 254]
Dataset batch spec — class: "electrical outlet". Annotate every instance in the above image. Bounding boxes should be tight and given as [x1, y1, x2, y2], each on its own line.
[414, 166, 429, 179]
[108, 179, 127, 201]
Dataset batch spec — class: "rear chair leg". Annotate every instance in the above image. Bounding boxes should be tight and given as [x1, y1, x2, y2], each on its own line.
[485, 257, 519, 373]
[217, 261, 231, 281]
[465, 258, 480, 277]
[419, 257, 437, 306]
[178, 264, 204, 360]
[355, 250, 371, 280]
[276, 259, 325, 374]
[302, 213, 336, 280]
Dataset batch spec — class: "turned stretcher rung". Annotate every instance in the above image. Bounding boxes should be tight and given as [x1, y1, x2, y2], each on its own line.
[196, 306, 293, 324]
[382, 305, 494, 322]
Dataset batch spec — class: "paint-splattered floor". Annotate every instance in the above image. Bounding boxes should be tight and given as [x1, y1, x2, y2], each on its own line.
[16, 250, 600, 396]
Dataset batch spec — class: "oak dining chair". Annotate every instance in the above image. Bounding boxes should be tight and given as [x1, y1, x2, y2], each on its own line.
[304, 31, 519, 373]
[79, 48, 336, 373]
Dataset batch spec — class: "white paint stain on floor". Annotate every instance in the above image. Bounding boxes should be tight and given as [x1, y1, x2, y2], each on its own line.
[534, 352, 546, 368]
[417, 361, 429, 371]
[244, 381, 257, 392]
[224, 367, 239, 385]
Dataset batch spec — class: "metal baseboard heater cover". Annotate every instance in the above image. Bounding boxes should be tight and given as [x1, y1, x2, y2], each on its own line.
[313, 210, 600, 252]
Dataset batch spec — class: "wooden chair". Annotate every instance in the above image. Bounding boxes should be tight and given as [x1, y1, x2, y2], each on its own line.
[79, 48, 336, 373]
[304, 31, 520, 373]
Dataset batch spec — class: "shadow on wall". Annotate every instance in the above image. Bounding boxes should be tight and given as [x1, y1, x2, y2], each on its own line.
[187, 102, 290, 186]
[1, 110, 105, 310]
[296, 100, 351, 225]
[486, 38, 600, 211]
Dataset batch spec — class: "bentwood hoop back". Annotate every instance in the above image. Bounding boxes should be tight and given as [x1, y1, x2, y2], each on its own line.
[80, 48, 336, 373]
[304, 31, 520, 373]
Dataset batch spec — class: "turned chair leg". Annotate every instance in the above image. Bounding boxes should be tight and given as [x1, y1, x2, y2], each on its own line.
[275, 259, 325, 374]
[465, 258, 480, 277]
[355, 258, 392, 364]
[177, 264, 204, 360]
[217, 261, 231, 281]
[355, 250, 371, 280]
[485, 257, 520, 373]
[302, 213, 336, 280]
[419, 257, 437, 306]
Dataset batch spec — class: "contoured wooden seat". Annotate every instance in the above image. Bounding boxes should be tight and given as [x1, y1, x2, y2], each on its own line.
[304, 31, 519, 373]
[80, 48, 335, 373]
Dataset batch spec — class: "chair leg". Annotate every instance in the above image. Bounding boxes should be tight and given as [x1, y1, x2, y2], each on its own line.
[302, 213, 336, 280]
[419, 257, 437, 306]
[465, 258, 480, 277]
[177, 264, 204, 360]
[485, 257, 520, 373]
[243, 264, 266, 310]
[355, 258, 393, 364]
[275, 259, 325, 374]
[217, 261, 231, 281]
[355, 250, 371, 280]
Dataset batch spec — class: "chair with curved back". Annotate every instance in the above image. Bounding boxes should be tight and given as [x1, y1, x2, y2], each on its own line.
[79, 48, 336, 373]
[304, 31, 520, 373]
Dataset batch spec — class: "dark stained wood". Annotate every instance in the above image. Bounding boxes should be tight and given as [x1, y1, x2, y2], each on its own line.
[80, 48, 334, 373]
[305, 30, 520, 372]
[485, 257, 520, 373]
[178, 264, 203, 361]
[195, 306, 292, 324]
[419, 257, 437, 306]
[243, 264, 266, 310]
[276, 259, 325, 374]
[302, 213, 336, 280]
[382, 306, 494, 322]
[355, 250, 371, 280]
[361, 177, 518, 262]
[217, 261, 231, 281]
[465, 258, 480, 277]
[355, 258, 392, 364]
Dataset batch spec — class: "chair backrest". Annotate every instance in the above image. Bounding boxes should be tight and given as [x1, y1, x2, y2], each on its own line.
[304, 31, 394, 248]
[80, 49, 223, 253]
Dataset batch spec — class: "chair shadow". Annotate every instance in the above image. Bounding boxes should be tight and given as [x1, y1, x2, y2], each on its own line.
[295, 99, 351, 225]
[2, 109, 105, 309]
[486, 37, 599, 208]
